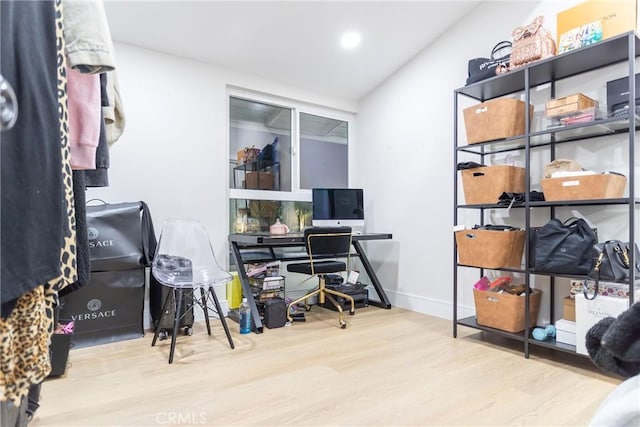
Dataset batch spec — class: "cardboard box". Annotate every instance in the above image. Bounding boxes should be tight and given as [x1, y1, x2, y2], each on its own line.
[541, 173, 626, 201]
[557, 0, 636, 44]
[455, 229, 525, 269]
[563, 296, 576, 321]
[473, 288, 541, 333]
[545, 93, 598, 118]
[463, 98, 534, 144]
[555, 319, 577, 346]
[461, 165, 526, 205]
[575, 292, 639, 355]
[245, 172, 274, 189]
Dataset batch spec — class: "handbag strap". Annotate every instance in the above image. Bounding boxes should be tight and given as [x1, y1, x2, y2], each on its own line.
[513, 15, 545, 40]
[491, 41, 512, 60]
[86, 198, 107, 206]
[584, 275, 600, 301]
[139, 201, 157, 266]
[562, 217, 582, 226]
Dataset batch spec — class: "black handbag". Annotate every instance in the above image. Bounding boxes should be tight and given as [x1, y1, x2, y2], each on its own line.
[466, 41, 512, 85]
[586, 240, 640, 300]
[534, 218, 597, 274]
[529, 222, 597, 269]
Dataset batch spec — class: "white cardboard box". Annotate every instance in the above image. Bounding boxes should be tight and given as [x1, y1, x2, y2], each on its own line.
[555, 319, 577, 346]
[575, 292, 639, 355]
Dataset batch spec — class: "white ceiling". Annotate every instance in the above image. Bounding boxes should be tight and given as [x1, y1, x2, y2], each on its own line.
[104, 1, 482, 102]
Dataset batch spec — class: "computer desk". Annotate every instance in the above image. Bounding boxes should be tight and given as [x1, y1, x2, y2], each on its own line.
[228, 232, 393, 333]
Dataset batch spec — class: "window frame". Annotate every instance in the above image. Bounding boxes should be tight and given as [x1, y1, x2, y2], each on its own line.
[227, 86, 355, 205]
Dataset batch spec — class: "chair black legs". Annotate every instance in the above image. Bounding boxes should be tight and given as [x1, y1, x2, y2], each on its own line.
[152, 285, 235, 364]
[200, 288, 212, 336]
[168, 288, 184, 364]
[208, 286, 235, 349]
[152, 287, 174, 347]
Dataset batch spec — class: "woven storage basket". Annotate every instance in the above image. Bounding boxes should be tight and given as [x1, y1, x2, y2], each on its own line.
[461, 166, 526, 205]
[463, 98, 534, 144]
[455, 229, 525, 269]
[473, 288, 541, 332]
[541, 174, 626, 201]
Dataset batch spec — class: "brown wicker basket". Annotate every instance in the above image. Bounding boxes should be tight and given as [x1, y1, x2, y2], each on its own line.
[473, 288, 541, 332]
[463, 98, 534, 144]
[461, 165, 525, 205]
[541, 174, 626, 201]
[455, 229, 525, 269]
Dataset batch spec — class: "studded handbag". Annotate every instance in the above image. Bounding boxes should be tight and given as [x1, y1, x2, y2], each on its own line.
[510, 16, 556, 70]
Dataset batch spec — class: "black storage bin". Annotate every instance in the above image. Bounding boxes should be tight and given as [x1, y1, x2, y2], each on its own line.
[59, 269, 145, 348]
[47, 333, 72, 377]
[149, 255, 194, 334]
[60, 201, 157, 348]
[322, 283, 369, 312]
[263, 297, 287, 329]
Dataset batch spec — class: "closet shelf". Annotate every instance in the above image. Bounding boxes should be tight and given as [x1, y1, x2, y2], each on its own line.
[459, 316, 580, 355]
[458, 31, 640, 101]
[457, 198, 640, 210]
[457, 113, 640, 156]
[453, 32, 640, 360]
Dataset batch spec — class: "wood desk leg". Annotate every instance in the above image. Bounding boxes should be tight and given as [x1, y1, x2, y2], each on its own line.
[229, 241, 264, 333]
[351, 240, 392, 309]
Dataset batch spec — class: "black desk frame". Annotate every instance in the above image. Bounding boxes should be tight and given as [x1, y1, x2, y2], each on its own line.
[229, 232, 393, 333]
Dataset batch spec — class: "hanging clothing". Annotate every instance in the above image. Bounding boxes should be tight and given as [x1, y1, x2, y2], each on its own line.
[1, 0, 67, 305]
[1, 0, 77, 405]
[67, 67, 100, 170]
[62, 0, 116, 74]
[83, 97, 110, 187]
[103, 70, 126, 147]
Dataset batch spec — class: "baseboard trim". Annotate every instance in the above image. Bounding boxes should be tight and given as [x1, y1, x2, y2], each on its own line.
[382, 289, 474, 321]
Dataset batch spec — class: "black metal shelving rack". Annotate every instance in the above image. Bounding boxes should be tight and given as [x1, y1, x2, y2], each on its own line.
[453, 32, 640, 358]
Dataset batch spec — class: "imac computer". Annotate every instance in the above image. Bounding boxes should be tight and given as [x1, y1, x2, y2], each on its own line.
[312, 188, 365, 230]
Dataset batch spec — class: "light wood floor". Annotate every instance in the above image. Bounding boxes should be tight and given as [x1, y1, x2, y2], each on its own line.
[32, 307, 620, 427]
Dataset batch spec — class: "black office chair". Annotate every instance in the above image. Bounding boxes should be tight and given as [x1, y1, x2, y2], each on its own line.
[286, 226, 355, 329]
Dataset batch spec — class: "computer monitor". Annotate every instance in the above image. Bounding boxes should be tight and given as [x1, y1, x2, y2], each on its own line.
[312, 188, 364, 228]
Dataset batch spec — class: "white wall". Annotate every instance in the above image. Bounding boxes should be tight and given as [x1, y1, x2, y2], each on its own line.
[353, 0, 613, 320]
[87, 43, 357, 267]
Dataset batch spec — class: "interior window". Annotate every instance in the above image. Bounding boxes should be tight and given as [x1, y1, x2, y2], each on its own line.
[229, 97, 292, 192]
[228, 94, 352, 237]
[229, 199, 312, 234]
[299, 112, 348, 189]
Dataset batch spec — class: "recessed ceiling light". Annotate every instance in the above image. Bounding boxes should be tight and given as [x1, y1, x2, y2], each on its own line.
[340, 31, 361, 49]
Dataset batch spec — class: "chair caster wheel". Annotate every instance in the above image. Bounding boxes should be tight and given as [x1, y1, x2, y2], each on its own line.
[159, 330, 168, 341]
[184, 327, 193, 336]
[349, 310, 355, 316]
[305, 305, 311, 312]
[340, 321, 347, 329]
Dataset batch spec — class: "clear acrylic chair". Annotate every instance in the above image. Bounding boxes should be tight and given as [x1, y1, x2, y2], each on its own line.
[151, 218, 235, 363]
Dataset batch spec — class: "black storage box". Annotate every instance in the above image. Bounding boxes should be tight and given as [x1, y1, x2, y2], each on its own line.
[48, 333, 72, 377]
[263, 297, 287, 329]
[606, 73, 640, 115]
[322, 284, 369, 312]
[59, 269, 145, 348]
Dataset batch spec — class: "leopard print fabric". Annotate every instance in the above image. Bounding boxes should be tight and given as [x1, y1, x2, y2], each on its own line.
[0, 0, 77, 405]
[46, 0, 77, 302]
[0, 287, 50, 405]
